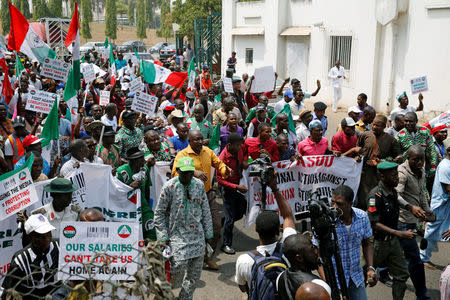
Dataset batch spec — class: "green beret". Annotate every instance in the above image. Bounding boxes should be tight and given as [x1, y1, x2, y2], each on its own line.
[377, 161, 398, 170]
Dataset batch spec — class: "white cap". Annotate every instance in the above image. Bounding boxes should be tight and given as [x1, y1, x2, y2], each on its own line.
[341, 117, 357, 127]
[348, 106, 362, 114]
[24, 214, 56, 234]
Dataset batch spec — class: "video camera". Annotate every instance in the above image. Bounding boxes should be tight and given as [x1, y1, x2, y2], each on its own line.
[294, 191, 348, 300]
[248, 154, 275, 186]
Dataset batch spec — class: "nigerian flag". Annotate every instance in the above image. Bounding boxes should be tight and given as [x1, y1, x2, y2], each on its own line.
[14, 52, 25, 76]
[187, 57, 196, 90]
[208, 124, 221, 150]
[64, 1, 81, 90]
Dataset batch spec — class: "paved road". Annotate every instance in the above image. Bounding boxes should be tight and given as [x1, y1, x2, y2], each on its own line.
[176, 101, 448, 300]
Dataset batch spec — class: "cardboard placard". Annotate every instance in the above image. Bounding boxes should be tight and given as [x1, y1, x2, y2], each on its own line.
[99, 90, 110, 106]
[25, 88, 59, 114]
[223, 77, 233, 93]
[41, 57, 71, 82]
[410, 76, 428, 94]
[129, 77, 144, 94]
[251, 66, 275, 93]
[131, 92, 158, 116]
[82, 64, 96, 83]
[58, 221, 139, 280]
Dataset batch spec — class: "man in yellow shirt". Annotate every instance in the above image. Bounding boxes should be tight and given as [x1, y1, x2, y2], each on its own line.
[173, 130, 231, 270]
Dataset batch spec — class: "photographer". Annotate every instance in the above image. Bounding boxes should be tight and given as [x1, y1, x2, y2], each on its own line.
[330, 185, 376, 300]
[234, 169, 295, 298]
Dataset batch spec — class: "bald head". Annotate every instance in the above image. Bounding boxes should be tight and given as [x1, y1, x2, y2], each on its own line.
[408, 144, 425, 158]
[295, 282, 330, 300]
[79, 208, 104, 222]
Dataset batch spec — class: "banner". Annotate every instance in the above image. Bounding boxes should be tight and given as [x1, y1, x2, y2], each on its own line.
[25, 88, 59, 114]
[223, 77, 233, 93]
[82, 63, 96, 83]
[41, 57, 71, 82]
[131, 92, 157, 116]
[129, 77, 144, 94]
[245, 156, 363, 227]
[149, 161, 172, 210]
[0, 156, 38, 221]
[58, 221, 139, 280]
[99, 90, 110, 106]
[251, 66, 275, 93]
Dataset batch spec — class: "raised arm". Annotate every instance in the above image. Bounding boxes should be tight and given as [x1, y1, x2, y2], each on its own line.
[310, 80, 321, 96]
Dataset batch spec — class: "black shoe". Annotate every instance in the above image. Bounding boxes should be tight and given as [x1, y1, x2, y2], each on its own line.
[379, 269, 393, 287]
[221, 245, 236, 255]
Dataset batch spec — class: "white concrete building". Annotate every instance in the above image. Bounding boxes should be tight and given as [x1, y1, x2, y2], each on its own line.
[221, 0, 450, 118]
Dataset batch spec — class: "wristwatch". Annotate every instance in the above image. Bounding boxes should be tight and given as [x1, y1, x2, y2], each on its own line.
[367, 266, 376, 272]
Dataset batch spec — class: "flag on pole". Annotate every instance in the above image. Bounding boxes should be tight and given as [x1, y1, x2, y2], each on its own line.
[14, 52, 25, 76]
[0, 41, 13, 104]
[140, 59, 187, 88]
[107, 39, 116, 86]
[271, 103, 296, 133]
[7, 2, 55, 63]
[40, 94, 60, 149]
[208, 124, 221, 150]
[187, 57, 197, 91]
[65, 1, 81, 90]
[134, 49, 140, 60]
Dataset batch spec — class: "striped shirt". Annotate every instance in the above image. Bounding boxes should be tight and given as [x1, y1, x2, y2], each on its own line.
[1, 241, 60, 299]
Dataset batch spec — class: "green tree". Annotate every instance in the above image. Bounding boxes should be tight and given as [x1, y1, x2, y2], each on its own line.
[81, 0, 91, 39]
[15, 0, 31, 18]
[158, 0, 171, 38]
[105, 0, 117, 39]
[1, 0, 10, 34]
[127, 0, 135, 25]
[48, 0, 62, 17]
[145, 0, 153, 28]
[33, 0, 51, 20]
[171, 0, 221, 39]
[86, 0, 93, 22]
[136, 0, 146, 39]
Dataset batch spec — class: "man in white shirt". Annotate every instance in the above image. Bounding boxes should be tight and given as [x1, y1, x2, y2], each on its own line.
[389, 91, 424, 123]
[101, 103, 118, 131]
[29, 72, 42, 90]
[328, 60, 346, 113]
[60, 139, 89, 176]
[274, 90, 294, 114]
[296, 109, 313, 142]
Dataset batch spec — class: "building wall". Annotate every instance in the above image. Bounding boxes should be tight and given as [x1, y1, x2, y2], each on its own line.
[221, 0, 450, 118]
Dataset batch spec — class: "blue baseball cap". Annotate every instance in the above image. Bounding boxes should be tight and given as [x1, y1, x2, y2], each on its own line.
[284, 90, 294, 99]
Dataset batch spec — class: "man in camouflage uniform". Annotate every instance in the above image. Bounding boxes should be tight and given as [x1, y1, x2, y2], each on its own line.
[155, 157, 213, 300]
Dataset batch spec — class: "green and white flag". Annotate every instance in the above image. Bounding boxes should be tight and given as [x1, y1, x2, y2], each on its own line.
[187, 57, 197, 90]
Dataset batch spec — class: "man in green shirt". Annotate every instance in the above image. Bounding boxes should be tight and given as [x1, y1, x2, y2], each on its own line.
[186, 104, 214, 146]
[245, 95, 275, 124]
[116, 147, 155, 241]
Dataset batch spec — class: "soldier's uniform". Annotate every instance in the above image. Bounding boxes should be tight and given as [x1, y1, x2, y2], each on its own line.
[366, 161, 409, 300]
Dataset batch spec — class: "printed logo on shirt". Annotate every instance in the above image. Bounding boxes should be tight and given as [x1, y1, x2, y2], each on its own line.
[145, 219, 154, 231]
[368, 198, 376, 213]
[63, 225, 77, 238]
[398, 131, 406, 138]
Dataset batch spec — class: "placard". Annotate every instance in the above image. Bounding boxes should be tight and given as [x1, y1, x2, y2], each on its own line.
[82, 64, 96, 83]
[131, 92, 158, 116]
[41, 57, 71, 82]
[251, 66, 275, 93]
[0, 158, 38, 221]
[223, 77, 234, 93]
[129, 77, 144, 94]
[25, 88, 59, 114]
[410, 76, 428, 94]
[58, 221, 139, 280]
[99, 90, 110, 106]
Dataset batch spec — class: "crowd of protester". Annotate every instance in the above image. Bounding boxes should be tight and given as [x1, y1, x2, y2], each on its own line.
[0, 47, 448, 300]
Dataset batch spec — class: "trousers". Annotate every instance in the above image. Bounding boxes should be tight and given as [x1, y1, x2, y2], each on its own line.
[170, 255, 204, 300]
[207, 189, 221, 251]
[373, 237, 409, 300]
[332, 86, 342, 112]
[398, 222, 429, 299]
[222, 188, 247, 246]
[347, 279, 368, 300]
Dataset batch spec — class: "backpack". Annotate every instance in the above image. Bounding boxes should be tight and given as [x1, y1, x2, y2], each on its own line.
[248, 242, 287, 300]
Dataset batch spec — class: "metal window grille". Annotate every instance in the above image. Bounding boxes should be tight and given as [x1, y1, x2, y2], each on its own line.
[245, 48, 253, 64]
[329, 36, 352, 70]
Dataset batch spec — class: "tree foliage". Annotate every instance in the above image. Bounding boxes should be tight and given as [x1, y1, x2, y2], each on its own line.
[14, 0, 31, 19]
[48, 0, 63, 17]
[171, 0, 221, 39]
[116, 0, 127, 16]
[127, 0, 135, 25]
[81, 0, 92, 39]
[105, 0, 117, 39]
[33, 0, 51, 20]
[136, 0, 146, 39]
[1, 0, 10, 34]
[158, 0, 171, 38]
[145, 0, 155, 28]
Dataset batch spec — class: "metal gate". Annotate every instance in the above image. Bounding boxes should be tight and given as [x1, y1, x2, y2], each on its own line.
[194, 13, 221, 77]
[40, 18, 71, 60]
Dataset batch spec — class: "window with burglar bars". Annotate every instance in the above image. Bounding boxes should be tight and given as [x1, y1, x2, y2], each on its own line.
[245, 48, 253, 64]
[329, 36, 352, 70]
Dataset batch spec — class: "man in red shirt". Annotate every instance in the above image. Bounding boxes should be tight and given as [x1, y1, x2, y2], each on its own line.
[244, 122, 279, 162]
[217, 133, 249, 254]
[331, 117, 361, 158]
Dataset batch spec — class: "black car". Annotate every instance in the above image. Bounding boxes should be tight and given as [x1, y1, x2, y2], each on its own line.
[116, 41, 147, 53]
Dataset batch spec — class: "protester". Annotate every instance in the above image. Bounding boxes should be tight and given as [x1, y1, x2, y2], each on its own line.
[60, 139, 89, 176]
[330, 185, 376, 300]
[332, 118, 360, 158]
[1, 214, 61, 298]
[274, 90, 294, 114]
[213, 96, 243, 127]
[296, 109, 313, 142]
[101, 103, 118, 131]
[277, 133, 296, 161]
[115, 110, 144, 158]
[348, 106, 362, 122]
[389, 92, 424, 122]
[432, 127, 447, 162]
[247, 104, 271, 138]
[155, 157, 213, 299]
[245, 95, 275, 123]
[96, 125, 122, 169]
[356, 93, 373, 119]
[165, 109, 185, 137]
[219, 112, 244, 153]
[4, 116, 28, 170]
[168, 123, 190, 154]
[244, 122, 279, 162]
[297, 121, 330, 156]
[328, 60, 346, 112]
[142, 130, 171, 162]
[227, 51, 237, 73]
[386, 114, 405, 137]
[217, 133, 248, 254]
[0, 104, 13, 139]
[312, 101, 328, 136]
[356, 106, 376, 134]
[186, 104, 213, 145]
[14, 134, 52, 176]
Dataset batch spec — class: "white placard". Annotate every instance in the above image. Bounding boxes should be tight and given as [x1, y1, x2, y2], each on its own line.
[131, 92, 158, 116]
[82, 64, 96, 83]
[223, 77, 233, 93]
[25, 88, 59, 114]
[0, 158, 38, 220]
[58, 221, 139, 281]
[99, 90, 110, 106]
[129, 77, 144, 94]
[410, 76, 428, 94]
[251, 66, 275, 93]
[41, 57, 71, 82]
